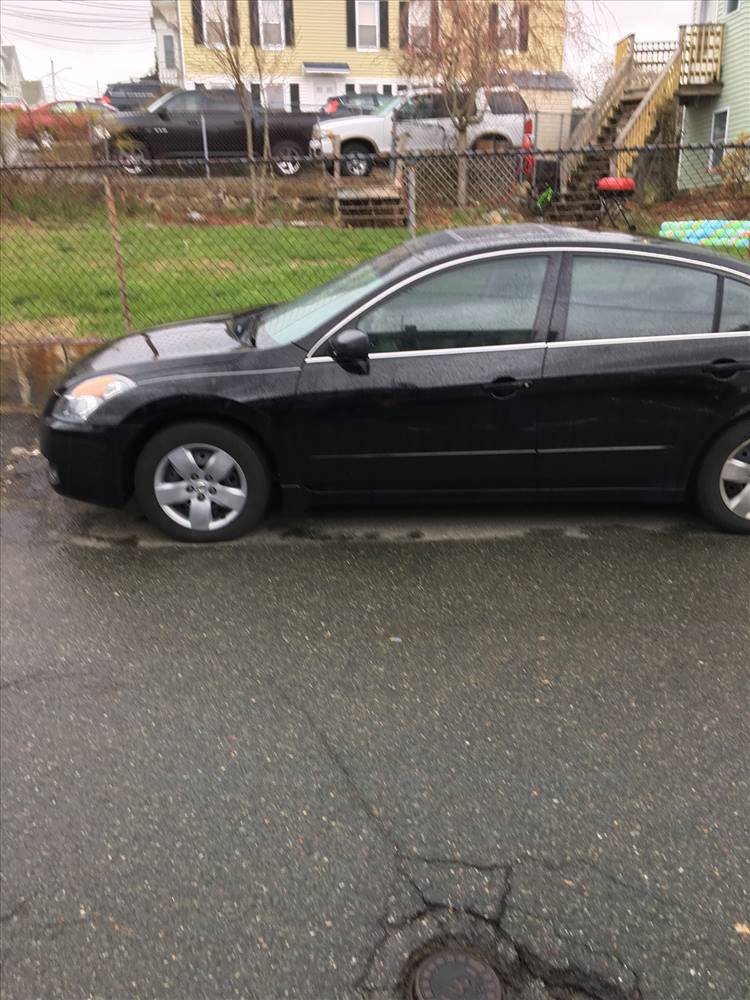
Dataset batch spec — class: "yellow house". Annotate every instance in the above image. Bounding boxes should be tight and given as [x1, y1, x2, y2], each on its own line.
[168, 0, 570, 120]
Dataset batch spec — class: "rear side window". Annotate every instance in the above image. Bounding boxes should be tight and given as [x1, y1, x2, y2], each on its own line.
[358, 255, 549, 353]
[564, 256, 717, 340]
[720, 278, 750, 332]
[488, 91, 528, 115]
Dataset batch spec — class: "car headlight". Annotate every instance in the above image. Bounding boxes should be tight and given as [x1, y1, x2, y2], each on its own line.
[53, 374, 135, 422]
[311, 122, 320, 139]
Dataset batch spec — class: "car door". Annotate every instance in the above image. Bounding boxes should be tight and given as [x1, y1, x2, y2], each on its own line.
[156, 91, 205, 156]
[293, 252, 557, 496]
[202, 90, 246, 156]
[396, 93, 449, 153]
[537, 251, 750, 493]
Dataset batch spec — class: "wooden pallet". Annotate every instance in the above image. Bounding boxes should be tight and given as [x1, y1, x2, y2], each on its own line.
[335, 183, 406, 228]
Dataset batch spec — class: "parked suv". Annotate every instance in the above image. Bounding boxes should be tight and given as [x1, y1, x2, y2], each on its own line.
[310, 88, 531, 176]
[105, 88, 318, 176]
[321, 92, 387, 116]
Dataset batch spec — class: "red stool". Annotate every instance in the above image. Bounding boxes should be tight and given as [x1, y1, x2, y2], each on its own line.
[596, 176, 636, 231]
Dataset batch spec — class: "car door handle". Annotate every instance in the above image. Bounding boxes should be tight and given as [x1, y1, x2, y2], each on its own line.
[702, 358, 749, 379]
[482, 377, 529, 398]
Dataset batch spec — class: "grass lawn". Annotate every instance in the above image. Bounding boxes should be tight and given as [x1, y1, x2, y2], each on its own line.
[0, 221, 408, 340]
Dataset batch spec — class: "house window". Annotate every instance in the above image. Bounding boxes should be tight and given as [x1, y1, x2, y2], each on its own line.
[163, 34, 176, 70]
[409, 0, 432, 48]
[204, 0, 229, 46]
[260, 0, 284, 48]
[497, 1, 520, 51]
[710, 108, 728, 168]
[356, 0, 379, 50]
[264, 82, 285, 107]
[725, 0, 740, 14]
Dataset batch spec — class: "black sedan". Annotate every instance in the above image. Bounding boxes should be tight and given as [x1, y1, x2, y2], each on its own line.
[41, 225, 750, 541]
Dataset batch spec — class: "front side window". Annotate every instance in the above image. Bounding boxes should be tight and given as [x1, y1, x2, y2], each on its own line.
[357, 0, 379, 49]
[565, 256, 718, 341]
[164, 34, 176, 69]
[720, 278, 750, 331]
[260, 0, 284, 48]
[357, 256, 549, 353]
[204, 0, 229, 46]
[710, 109, 728, 168]
[409, 0, 432, 48]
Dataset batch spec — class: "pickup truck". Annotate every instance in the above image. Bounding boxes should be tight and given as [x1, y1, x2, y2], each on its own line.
[104, 88, 318, 176]
[310, 89, 531, 177]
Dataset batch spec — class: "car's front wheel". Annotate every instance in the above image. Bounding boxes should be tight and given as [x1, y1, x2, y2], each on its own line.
[135, 422, 271, 542]
[271, 141, 303, 176]
[117, 139, 151, 176]
[695, 419, 750, 533]
[341, 142, 374, 177]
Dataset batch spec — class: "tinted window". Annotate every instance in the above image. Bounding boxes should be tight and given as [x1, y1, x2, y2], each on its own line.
[166, 92, 204, 113]
[203, 90, 241, 111]
[565, 256, 717, 341]
[720, 278, 750, 332]
[488, 91, 528, 114]
[358, 256, 548, 353]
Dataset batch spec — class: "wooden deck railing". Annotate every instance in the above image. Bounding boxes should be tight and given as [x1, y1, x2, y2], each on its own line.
[614, 47, 682, 176]
[679, 22, 723, 87]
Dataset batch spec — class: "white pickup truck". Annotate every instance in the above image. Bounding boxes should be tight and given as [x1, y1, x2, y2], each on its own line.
[310, 88, 531, 177]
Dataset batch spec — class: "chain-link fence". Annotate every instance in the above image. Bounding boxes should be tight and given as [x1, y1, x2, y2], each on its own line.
[1, 142, 747, 344]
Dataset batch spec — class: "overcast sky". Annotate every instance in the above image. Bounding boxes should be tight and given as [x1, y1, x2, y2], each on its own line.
[0, 0, 694, 101]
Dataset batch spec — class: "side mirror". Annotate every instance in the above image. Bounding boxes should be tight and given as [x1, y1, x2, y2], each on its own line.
[157, 108, 170, 121]
[329, 328, 370, 362]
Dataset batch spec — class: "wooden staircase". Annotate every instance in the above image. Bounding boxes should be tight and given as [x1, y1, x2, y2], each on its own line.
[551, 24, 724, 226]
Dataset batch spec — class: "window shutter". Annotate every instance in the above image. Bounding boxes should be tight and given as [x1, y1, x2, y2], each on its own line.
[284, 0, 295, 46]
[228, 0, 240, 45]
[430, 0, 440, 49]
[249, 0, 260, 45]
[289, 82, 300, 109]
[383, 83, 392, 95]
[518, 2, 529, 51]
[250, 82, 261, 103]
[379, 0, 389, 47]
[345, 82, 356, 94]
[488, 2, 498, 44]
[399, 0, 408, 47]
[346, 0, 356, 47]
[192, 0, 204, 45]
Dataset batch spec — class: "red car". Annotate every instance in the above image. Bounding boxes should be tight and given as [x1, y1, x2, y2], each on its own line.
[15, 100, 117, 147]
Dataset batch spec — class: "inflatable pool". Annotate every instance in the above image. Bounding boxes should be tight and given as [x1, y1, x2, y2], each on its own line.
[659, 219, 749, 250]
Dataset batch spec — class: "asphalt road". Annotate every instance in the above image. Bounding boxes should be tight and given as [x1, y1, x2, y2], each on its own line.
[1, 413, 748, 1000]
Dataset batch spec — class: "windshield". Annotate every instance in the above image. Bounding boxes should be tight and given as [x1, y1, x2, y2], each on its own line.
[255, 243, 414, 348]
[146, 91, 177, 113]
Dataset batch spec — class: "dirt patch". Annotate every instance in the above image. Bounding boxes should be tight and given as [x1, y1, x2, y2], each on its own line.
[0, 317, 78, 342]
[148, 257, 240, 277]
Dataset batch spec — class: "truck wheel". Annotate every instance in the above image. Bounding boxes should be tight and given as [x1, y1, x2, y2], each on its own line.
[341, 142, 374, 177]
[272, 141, 303, 177]
[117, 140, 151, 176]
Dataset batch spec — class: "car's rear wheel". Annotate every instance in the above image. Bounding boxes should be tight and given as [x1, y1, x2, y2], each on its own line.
[36, 128, 55, 150]
[135, 422, 271, 542]
[341, 142, 374, 177]
[117, 139, 151, 176]
[695, 420, 750, 533]
[272, 141, 303, 176]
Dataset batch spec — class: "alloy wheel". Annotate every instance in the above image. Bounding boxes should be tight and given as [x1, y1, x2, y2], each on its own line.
[118, 147, 147, 176]
[344, 154, 370, 177]
[274, 145, 302, 176]
[719, 437, 750, 519]
[153, 443, 248, 532]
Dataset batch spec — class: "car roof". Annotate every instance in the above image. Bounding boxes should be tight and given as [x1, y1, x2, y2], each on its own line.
[400, 224, 750, 275]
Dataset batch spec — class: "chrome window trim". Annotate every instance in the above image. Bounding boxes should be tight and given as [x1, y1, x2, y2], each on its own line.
[304, 246, 749, 362]
[547, 330, 749, 349]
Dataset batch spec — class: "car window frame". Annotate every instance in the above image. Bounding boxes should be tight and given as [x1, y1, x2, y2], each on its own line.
[307, 249, 561, 361]
[549, 251, 743, 346]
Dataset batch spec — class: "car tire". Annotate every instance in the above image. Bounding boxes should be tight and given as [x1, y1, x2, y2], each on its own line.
[117, 139, 151, 176]
[341, 142, 374, 177]
[36, 128, 55, 150]
[695, 419, 750, 534]
[272, 141, 304, 176]
[134, 421, 271, 542]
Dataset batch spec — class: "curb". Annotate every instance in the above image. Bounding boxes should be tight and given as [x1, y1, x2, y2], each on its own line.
[0, 339, 104, 410]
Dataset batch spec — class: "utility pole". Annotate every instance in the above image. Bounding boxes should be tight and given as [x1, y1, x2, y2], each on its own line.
[50, 57, 56, 101]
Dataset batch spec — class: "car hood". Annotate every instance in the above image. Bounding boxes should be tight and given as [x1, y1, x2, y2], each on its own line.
[63, 310, 298, 386]
[325, 114, 385, 134]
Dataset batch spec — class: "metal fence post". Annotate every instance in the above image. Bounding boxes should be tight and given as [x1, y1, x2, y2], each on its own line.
[406, 163, 416, 238]
[200, 113, 210, 179]
[103, 174, 132, 335]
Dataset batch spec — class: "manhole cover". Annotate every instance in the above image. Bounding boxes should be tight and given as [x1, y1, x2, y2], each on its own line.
[412, 947, 503, 1000]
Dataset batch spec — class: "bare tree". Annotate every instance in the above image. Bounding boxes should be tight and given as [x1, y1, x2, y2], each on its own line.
[204, 0, 287, 214]
[398, 0, 599, 207]
[574, 56, 613, 107]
